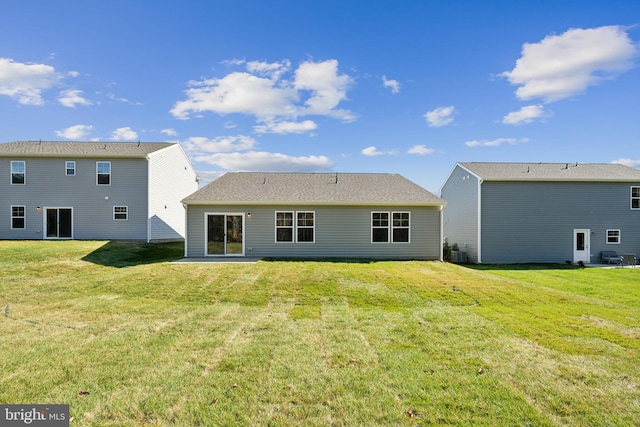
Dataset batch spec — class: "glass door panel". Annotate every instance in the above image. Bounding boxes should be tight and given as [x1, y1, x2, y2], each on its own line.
[59, 209, 72, 238]
[226, 215, 243, 254]
[46, 209, 58, 238]
[207, 215, 225, 255]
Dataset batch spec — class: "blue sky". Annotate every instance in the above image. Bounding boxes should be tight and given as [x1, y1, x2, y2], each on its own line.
[1, 1, 639, 192]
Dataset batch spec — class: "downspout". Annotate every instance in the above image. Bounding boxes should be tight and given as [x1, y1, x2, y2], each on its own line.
[477, 178, 483, 263]
[182, 203, 188, 257]
[146, 155, 151, 243]
[439, 204, 444, 261]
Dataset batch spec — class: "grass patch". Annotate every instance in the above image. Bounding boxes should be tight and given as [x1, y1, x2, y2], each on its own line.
[1, 241, 639, 425]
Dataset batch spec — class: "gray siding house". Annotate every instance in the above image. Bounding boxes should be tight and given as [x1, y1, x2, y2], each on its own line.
[0, 141, 198, 242]
[440, 162, 640, 264]
[183, 172, 445, 259]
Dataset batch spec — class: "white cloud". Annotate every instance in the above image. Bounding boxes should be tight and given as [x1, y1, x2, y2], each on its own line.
[246, 59, 291, 80]
[194, 151, 333, 172]
[171, 59, 355, 124]
[382, 75, 400, 94]
[0, 57, 61, 105]
[182, 135, 257, 155]
[196, 170, 226, 186]
[361, 146, 385, 156]
[424, 106, 455, 127]
[58, 89, 92, 108]
[55, 124, 94, 140]
[107, 93, 131, 103]
[611, 158, 640, 168]
[294, 59, 355, 121]
[465, 138, 528, 148]
[110, 127, 138, 141]
[502, 105, 548, 125]
[161, 128, 178, 137]
[502, 26, 638, 103]
[407, 145, 435, 155]
[254, 120, 318, 134]
[171, 71, 298, 119]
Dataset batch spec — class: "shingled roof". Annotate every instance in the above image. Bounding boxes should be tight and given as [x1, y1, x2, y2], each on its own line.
[0, 141, 175, 158]
[183, 172, 444, 206]
[458, 162, 640, 182]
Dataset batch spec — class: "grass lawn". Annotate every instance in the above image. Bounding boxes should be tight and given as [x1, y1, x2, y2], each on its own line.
[1, 241, 639, 426]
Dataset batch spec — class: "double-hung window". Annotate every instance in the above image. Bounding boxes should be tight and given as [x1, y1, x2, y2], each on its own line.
[11, 206, 25, 229]
[97, 162, 111, 185]
[275, 211, 294, 242]
[632, 186, 640, 210]
[606, 229, 620, 244]
[372, 211, 410, 243]
[114, 206, 128, 220]
[372, 212, 389, 243]
[11, 161, 25, 184]
[392, 212, 410, 243]
[275, 211, 315, 243]
[297, 212, 315, 243]
[66, 161, 76, 176]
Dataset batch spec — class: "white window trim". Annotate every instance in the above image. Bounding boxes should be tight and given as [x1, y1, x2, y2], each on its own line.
[65, 161, 76, 176]
[392, 211, 411, 244]
[113, 206, 128, 220]
[371, 211, 390, 243]
[96, 161, 111, 186]
[606, 229, 621, 244]
[275, 211, 316, 243]
[372, 211, 411, 244]
[11, 160, 25, 185]
[296, 211, 315, 243]
[631, 186, 640, 210]
[275, 211, 294, 243]
[11, 205, 26, 229]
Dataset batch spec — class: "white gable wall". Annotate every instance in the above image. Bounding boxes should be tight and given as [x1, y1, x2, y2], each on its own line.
[147, 145, 198, 242]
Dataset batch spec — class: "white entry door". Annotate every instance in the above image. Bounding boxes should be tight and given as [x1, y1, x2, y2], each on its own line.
[573, 229, 590, 263]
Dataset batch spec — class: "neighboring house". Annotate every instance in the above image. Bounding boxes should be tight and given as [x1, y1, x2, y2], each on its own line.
[182, 172, 445, 259]
[0, 141, 199, 242]
[440, 162, 640, 264]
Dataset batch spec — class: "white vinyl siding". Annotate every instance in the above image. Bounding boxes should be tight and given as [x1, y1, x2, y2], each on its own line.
[147, 145, 199, 241]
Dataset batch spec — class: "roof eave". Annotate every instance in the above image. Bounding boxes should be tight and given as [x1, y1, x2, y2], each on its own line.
[482, 178, 640, 183]
[182, 200, 444, 207]
[0, 153, 150, 159]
